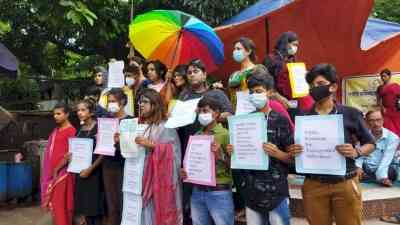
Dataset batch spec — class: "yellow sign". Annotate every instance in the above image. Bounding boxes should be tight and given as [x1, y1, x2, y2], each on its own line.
[343, 74, 400, 113]
[287, 63, 309, 98]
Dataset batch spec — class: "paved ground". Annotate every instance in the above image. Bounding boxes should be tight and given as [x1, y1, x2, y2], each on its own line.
[0, 205, 394, 225]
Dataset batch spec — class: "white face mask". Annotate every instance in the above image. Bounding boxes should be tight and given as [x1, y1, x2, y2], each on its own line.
[125, 77, 135, 87]
[249, 93, 268, 109]
[108, 102, 120, 113]
[198, 113, 214, 126]
[287, 45, 298, 55]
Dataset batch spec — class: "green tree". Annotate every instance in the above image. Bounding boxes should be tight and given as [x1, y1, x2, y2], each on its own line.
[0, 0, 258, 79]
[373, 0, 400, 23]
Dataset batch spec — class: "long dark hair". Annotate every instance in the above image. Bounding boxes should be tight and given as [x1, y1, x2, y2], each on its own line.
[138, 88, 166, 126]
[274, 31, 298, 58]
[77, 98, 96, 117]
[145, 60, 167, 81]
[234, 37, 257, 63]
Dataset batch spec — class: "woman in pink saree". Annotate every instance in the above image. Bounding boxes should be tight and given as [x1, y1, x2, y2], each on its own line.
[41, 103, 76, 225]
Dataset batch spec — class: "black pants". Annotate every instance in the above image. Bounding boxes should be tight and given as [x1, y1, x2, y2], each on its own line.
[102, 163, 123, 225]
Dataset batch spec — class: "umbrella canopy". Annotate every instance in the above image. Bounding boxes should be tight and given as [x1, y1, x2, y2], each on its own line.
[0, 43, 18, 79]
[129, 10, 224, 72]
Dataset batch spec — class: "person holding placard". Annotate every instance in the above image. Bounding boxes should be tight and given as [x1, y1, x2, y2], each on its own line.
[177, 59, 233, 224]
[227, 72, 293, 225]
[181, 97, 234, 225]
[135, 89, 183, 225]
[287, 64, 375, 225]
[263, 31, 314, 116]
[73, 99, 104, 225]
[123, 63, 148, 117]
[102, 88, 132, 225]
[41, 103, 76, 225]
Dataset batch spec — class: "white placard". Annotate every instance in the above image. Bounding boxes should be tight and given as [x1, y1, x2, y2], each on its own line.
[67, 138, 93, 173]
[94, 118, 119, 156]
[295, 115, 346, 175]
[228, 113, 268, 170]
[108, 61, 125, 88]
[122, 152, 145, 194]
[183, 135, 216, 186]
[120, 193, 142, 225]
[235, 91, 256, 115]
[165, 98, 202, 128]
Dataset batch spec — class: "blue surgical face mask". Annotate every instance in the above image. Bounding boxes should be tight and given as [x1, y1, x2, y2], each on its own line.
[125, 77, 135, 87]
[108, 102, 120, 113]
[233, 50, 245, 63]
[249, 93, 268, 109]
[287, 45, 298, 55]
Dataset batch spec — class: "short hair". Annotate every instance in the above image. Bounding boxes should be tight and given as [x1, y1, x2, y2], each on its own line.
[247, 70, 275, 90]
[188, 59, 206, 72]
[107, 88, 128, 106]
[146, 60, 167, 80]
[124, 64, 141, 75]
[129, 56, 145, 66]
[380, 68, 391, 76]
[53, 102, 71, 114]
[197, 96, 222, 112]
[365, 108, 382, 120]
[306, 63, 337, 84]
[234, 37, 257, 63]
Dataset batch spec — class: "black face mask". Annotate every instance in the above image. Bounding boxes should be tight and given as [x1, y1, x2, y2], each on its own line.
[309, 85, 332, 102]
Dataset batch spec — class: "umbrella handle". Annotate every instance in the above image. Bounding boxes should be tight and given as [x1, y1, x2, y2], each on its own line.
[170, 30, 183, 70]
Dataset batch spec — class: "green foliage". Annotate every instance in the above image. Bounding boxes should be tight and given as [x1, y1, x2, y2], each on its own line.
[0, 0, 397, 86]
[0, 20, 11, 37]
[60, 0, 98, 26]
[373, 0, 400, 23]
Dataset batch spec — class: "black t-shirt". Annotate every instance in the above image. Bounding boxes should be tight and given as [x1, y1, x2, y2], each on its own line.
[234, 111, 294, 213]
[304, 104, 375, 180]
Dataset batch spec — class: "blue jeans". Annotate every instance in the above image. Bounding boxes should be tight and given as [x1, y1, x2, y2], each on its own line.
[191, 187, 234, 225]
[245, 198, 290, 225]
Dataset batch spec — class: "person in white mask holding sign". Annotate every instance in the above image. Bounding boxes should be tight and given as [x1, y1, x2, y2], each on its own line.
[103, 88, 132, 225]
[123, 64, 148, 117]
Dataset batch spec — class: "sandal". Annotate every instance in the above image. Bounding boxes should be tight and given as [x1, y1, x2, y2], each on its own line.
[380, 214, 400, 224]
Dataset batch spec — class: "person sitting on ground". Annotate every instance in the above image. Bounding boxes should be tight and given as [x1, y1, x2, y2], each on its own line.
[356, 109, 400, 187]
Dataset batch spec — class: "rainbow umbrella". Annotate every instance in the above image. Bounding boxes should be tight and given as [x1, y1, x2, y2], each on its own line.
[129, 10, 224, 72]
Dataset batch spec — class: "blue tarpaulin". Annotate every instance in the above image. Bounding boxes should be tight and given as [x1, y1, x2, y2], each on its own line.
[222, 0, 400, 50]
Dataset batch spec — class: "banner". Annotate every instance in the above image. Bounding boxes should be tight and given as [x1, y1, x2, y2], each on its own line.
[342, 73, 400, 113]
